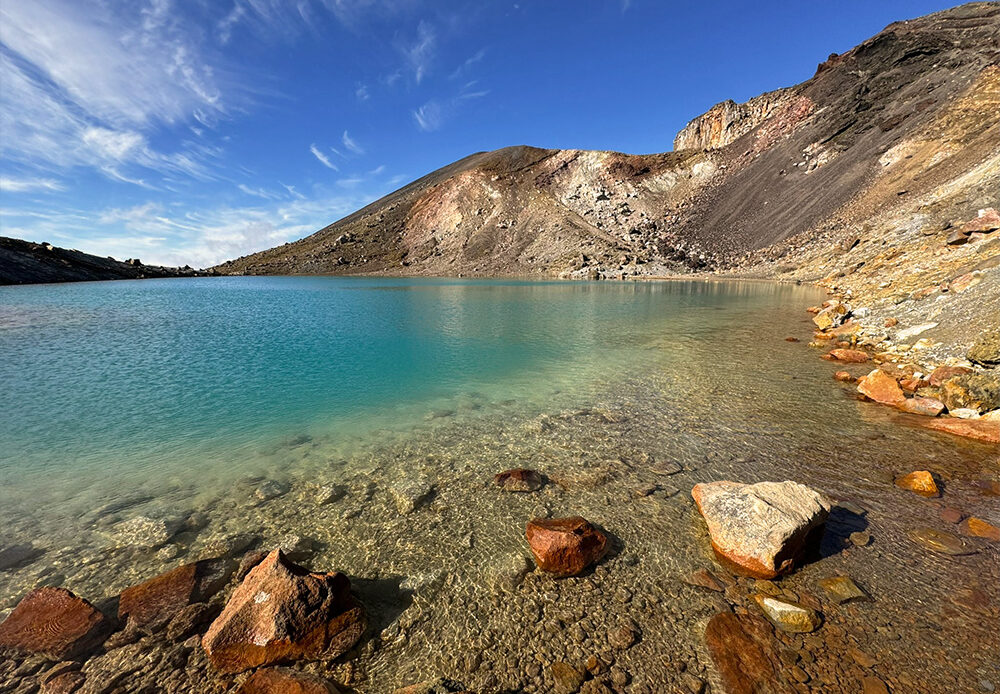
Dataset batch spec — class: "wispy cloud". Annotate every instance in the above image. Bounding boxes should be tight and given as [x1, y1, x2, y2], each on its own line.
[413, 101, 444, 132]
[238, 183, 281, 199]
[355, 84, 370, 101]
[309, 143, 338, 170]
[449, 49, 486, 80]
[401, 20, 436, 84]
[341, 130, 365, 155]
[0, 177, 66, 193]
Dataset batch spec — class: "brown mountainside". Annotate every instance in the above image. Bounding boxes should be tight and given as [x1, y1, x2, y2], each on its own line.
[214, 3, 1000, 282]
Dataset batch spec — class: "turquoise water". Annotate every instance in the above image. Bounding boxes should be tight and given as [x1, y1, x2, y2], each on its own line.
[0, 276, 762, 494]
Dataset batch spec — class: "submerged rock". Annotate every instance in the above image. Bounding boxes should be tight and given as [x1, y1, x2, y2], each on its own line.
[825, 348, 869, 363]
[237, 667, 341, 694]
[0, 587, 111, 659]
[917, 418, 1000, 443]
[389, 477, 435, 514]
[691, 480, 831, 579]
[525, 516, 608, 577]
[118, 558, 234, 633]
[894, 470, 939, 497]
[255, 480, 291, 502]
[704, 612, 787, 694]
[494, 468, 545, 492]
[908, 527, 976, 556]
[753, 595, 822, 633]
[959, 517, 1000, 542]
[393, 679, 470, 694]
[104, 515, 182, 549]
[201, 549, 365, 673]
[0, 543, 43, 571]
[897, 396, 945, 417]
[818, 575, 868, 604]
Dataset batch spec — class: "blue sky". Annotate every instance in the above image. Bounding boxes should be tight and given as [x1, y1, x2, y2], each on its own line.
[0, 0, 961, 267]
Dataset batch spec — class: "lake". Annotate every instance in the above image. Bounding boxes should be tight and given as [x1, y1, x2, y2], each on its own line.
[0, 277, 996, 692]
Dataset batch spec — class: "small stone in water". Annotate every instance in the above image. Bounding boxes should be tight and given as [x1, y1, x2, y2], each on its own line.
[494, 468, 544, 492]
[550, 661, 585, 694]
[818, 575, 868, 604]
[908, 527, 977, 555]
[753, 595, 822, 633]
[894, 470, 939, 497]
[939, 507, 965, 524]
[959, 517, 1000, 542]
[849, 531, 871, 547]
[254, 480, 290, 501]
[681, 568, 724, 592]
[312, 483, 346, 505]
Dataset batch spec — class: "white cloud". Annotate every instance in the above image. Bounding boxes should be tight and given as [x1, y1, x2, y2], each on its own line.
[355, 83, 370, 101]
[401, 20, 436, 84]
[342, 130, 365, 155]
[238, 183, 281, 199]
[413, 100, 444, 132]
[309, 143, 339, 170]
[0, 177, 66, 193]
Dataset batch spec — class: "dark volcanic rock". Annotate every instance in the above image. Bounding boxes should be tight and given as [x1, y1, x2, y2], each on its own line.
[0, 587, 111, 660]
[201, 549, 365, 673]
[525, 516, 608, 577]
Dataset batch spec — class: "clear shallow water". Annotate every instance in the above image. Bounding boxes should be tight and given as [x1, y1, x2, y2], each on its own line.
[1, 277, 997, 693]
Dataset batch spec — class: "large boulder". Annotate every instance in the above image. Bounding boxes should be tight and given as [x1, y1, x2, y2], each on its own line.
[525, 517, 608, 577]
[201, 550, 365, 674]
[968, 330, 1000, 366]
[118, 558, 234, 633]
[812, 302, 849, 331]
[856, 369, 905, 406]
[0, 587, 111, 659]
[941, 373, 1000, 413]
[691, 481, 831, 579]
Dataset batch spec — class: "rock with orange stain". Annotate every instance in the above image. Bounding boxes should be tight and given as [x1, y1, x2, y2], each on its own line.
[894, 471, 939, 497]
[0, 587, 111, 660]
[959, 517, 1000, 542]
[897, 396, 945, 417]
[857, 369, 906, 406]
[928, 365, 972, 387]
[825, 349, 869, 363]
[525, 517, 608, 577]
[833, 371, 853, 382]
[691, 481, 831, 579]
[917, 418, 1000, 443]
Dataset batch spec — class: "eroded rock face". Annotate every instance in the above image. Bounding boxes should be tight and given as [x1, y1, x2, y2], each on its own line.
[236, 667, 340, 694]
[525, 517, 608, 577]
[691, 481, 831, 579]
[0, 587, 110, 660]
[857, 369, 905, 406]
[118, 558, 233, 633]
[201, 550, 365, 674]
[673, 88, 797, 151]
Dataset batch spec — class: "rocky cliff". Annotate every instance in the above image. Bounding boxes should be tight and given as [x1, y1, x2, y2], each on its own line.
[0, 237, 207, 285]
[216, 3, 1000, 288]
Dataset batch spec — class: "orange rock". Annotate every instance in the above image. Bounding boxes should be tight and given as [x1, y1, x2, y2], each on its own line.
[201, 550, 365, 674]
[826, 349, 869, 363]
[525, 516, 607, 577]
[813, 332, 835, 341]
[494, 468, 544, 492]
[917, 418, 1000, 444]
[857, 369, 905, 406]
[884, 317, 898, 327]
[236, 668, 340, 694]
[784, 337, 800, 342]
[896, 396, 945, 417]
[806, 306, 821, 315]
[118, 558, 233, 633]
[961, 207, 1000, 233]
[894, 471, 939, 497]
[833, 371, 853, 382]
[959, 517, 1000, 542]
[928, 365, 972, 387]
[0, 587, 110, 660]
[899, 377, 929, 393]
[704, 612, 783, 694]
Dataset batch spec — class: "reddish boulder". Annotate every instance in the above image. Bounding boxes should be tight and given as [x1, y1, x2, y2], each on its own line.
[201, 550, 365, 674]
[897, 396, 945, 417]
[236, 667, 340, 694]
[494, 468, 544, 492]
[825, 349, 869, 363]
[0, 587, 110, 659]
[525, 517, 607, 577]
[917, 418, 1000, 444]
[119, 558, 233, 633]
[899, 377, 929, 393]
[961, 207, 1000, 234]
[857, 369, 905, 406]
[894, 471, 939, 497]
[928, 365, 972, 387]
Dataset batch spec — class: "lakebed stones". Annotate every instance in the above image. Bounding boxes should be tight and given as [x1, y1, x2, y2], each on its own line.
[908, 527, 976, 556]
[393, 679, 471, 694]
[916, 417, 1000, 444]
[691, 480, 831, 579]
[704, 612, 788, 694]
[818, 575, 868, 604]
[894, 470, 939, 497]
[389, 476, 435, 514]
[104, 514, 183, 549]
[201, 549, 365, 674]
[959, 517, 1000, 542]
[753, 594, 822, 633]
[236, 667, 341, 694]
[856, 369, 905, 406]
[118, 557, 234, 633]
[0, 587, 111, 659]
[525, 516, 608, 577]
[494, 468, 545, 492]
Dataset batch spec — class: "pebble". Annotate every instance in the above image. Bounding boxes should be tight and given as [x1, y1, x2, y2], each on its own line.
[753, 595, 822, 633]
[254, 480, 290, 501]
[849, 531, 871, 547]
[818, 576, 868, 604]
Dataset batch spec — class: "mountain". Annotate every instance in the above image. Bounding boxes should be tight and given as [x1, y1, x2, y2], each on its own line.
[215, 2, 1000, 283]
[0, 237, 207, 285]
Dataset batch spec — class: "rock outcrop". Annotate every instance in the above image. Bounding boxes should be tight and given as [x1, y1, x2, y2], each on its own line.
[692, 480, 831, 579]
[201, 550, 365, 674]
[673, 88, 797, 151]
